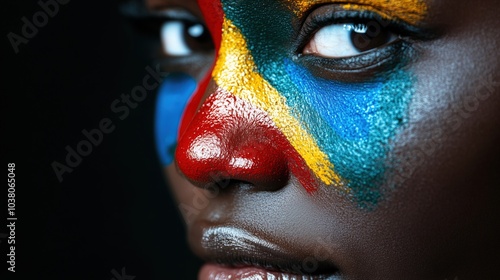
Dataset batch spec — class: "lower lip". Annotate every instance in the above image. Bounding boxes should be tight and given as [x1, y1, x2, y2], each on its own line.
[199, 263, 298, 280]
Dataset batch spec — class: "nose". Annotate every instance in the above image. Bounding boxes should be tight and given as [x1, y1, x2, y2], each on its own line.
[175, 86, 290, 192]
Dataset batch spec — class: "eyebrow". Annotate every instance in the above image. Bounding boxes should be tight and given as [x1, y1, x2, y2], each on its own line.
[283, 0, 428, 25]
[120, 0, 198, 21]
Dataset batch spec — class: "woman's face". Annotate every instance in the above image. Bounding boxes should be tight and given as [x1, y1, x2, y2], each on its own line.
[148, 0, 500, 279]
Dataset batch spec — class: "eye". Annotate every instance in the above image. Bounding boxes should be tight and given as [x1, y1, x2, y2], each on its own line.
[160, 20, 213, 57]
[303, 22, 397, 58]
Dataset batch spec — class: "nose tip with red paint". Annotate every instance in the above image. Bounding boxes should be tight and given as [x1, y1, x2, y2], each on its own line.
[175, 88, 290, 192]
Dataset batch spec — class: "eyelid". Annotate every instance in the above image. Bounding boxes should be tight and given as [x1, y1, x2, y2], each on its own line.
[120, 2, 204, 38]
[291, 0, 428, 26]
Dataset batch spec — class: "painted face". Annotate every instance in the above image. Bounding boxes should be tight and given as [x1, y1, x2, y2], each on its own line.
[148, 0, 500, 279]
[175, 0, 430, 207]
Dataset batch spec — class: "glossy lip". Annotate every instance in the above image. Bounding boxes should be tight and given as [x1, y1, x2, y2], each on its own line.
[199, 263, 342, 280]
[190, 225, 341, 278]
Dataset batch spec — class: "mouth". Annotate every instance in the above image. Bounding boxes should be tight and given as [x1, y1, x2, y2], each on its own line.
[193, 226, 341, 280]
[198, 264, 340, 280]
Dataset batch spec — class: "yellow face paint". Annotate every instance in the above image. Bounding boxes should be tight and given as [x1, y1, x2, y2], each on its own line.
[285, 0, 427, 25]
[213, 18, 343, 188]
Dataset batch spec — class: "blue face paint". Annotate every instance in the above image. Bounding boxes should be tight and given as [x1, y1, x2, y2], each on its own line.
[284, 59, 414, 207]
[285, 59, 381, 140]
[154, 73, 197, 165]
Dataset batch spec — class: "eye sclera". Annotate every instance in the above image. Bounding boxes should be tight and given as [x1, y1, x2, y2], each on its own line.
[302, 22, 399, 58]
[160, 20, 213, 57]
[161, 21, 206, 56]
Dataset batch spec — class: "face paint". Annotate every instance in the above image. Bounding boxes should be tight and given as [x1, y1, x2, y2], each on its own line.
[212, 18, 342, 192]
[184, 0, 426, 207]
[284, 60, 416, 205]
[177, 0, 223, 140]
[155, 73, 197, 165]
[285, 0, 427, 25]
[177, 88, 318, 192]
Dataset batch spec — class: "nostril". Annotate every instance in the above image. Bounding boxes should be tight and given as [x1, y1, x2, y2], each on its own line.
[177, 132, 289, 192]
[227, 143, 289, 191]
[176, 124, 290, 191]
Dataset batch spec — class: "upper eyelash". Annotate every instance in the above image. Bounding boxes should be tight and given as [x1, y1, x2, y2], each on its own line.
[300, 11, 401, 47]
[297, 11, 371, 54]
[122, 14, 203, 38]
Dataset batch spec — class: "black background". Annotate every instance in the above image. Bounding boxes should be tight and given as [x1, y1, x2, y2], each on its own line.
[2, 0, 201, 279]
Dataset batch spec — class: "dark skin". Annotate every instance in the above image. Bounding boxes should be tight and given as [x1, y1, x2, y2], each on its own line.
[146, 0, 500, 279]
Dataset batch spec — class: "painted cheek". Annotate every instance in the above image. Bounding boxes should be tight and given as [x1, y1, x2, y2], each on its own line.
[285, 60, 415, 206]
[154, 73, 197, 165]
[285, 59, 378, 140]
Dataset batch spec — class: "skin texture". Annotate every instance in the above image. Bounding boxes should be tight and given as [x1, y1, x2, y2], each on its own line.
[147, 0, 500, 279]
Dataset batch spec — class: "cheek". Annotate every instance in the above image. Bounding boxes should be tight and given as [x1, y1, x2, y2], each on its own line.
[155, 73, 197, 165]
[283, 62, 416, 207]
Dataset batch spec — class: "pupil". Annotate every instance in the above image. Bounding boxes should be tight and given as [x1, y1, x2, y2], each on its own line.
[184, 22, 214, 52]
[349, 23, 390, 53]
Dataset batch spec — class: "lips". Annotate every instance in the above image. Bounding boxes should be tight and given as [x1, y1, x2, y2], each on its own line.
[198, 264, 341, 280]
[190, 225, 341, 280]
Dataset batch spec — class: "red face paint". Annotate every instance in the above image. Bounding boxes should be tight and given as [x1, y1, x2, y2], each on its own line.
[176, 0, 318, 193]
[176, 89, 317, 192]
[178, 0, 224, 138]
